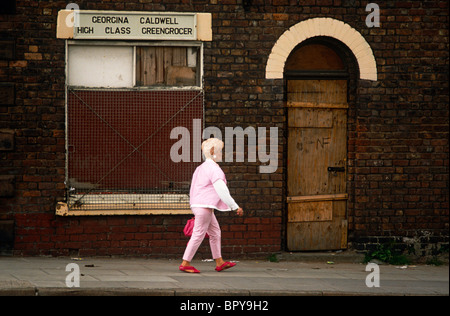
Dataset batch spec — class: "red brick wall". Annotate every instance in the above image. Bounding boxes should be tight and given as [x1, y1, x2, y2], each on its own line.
[1, 0, 448, 257]
[349, 1, 449, 252]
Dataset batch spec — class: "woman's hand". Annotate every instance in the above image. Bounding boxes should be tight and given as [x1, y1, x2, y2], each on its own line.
[236, 208, 244, 216]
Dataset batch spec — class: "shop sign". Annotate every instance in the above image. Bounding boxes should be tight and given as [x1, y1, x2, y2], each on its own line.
[73, 11, 197, 40]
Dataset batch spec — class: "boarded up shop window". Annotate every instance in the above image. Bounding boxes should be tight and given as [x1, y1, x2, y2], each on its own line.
[136, 46, 199, 86]
[65, 43, 203, 214]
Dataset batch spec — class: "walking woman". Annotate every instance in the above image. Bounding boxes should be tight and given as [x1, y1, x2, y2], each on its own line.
[180, 138, 244, 273]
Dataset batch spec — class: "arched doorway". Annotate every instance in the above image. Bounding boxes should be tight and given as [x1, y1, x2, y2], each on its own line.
[285, 39, 350, 251]
[265, 17, 377, 81]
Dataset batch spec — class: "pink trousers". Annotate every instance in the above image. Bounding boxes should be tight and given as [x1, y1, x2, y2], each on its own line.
[182, 207, 221, 262]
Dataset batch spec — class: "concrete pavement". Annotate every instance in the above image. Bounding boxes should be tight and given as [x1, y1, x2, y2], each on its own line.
[0, 254, 448, 296]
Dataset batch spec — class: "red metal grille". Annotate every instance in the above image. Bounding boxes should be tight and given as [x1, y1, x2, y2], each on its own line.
[67, 89, 203, 210]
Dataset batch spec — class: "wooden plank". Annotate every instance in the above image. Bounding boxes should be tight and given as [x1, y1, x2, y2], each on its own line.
[146, 47, 157, 85]
[138, 47, 157, 86]
[68, 202, 190, 211]
[166, 66, 196, 86]
[288, 200, 332, 222]
[155, 47, 165, 84]
[287, 80, 347, 105]
[287, 193, 348, 202]
[286, 196, 348, 250]
[136, 47, 192, 86]
[287, 126, 333, 196]
[288, 108, 333, 128]
[287, 104, 347, 197]
[333, 199, 347, 218]
[287, 220, 346, 251]
[287, 101, 348, 109]
[328, 108, 347, 195]
[163, 47, 173, 80]
[172, 47, 187, 66]
[56, 202, 191, 216]
[287, 108, 347, 196]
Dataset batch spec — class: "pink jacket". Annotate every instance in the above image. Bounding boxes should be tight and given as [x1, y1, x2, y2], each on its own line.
[189, 159, 230, 211]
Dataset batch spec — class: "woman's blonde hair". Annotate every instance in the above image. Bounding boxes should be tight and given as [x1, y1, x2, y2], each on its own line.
[201, 138, 224, 160]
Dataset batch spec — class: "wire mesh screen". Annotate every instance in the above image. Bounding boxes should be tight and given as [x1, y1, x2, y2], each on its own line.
[66, 89, 203, 211]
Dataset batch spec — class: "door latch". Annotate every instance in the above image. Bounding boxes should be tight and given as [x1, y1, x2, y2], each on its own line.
[327, 167, 345, 172]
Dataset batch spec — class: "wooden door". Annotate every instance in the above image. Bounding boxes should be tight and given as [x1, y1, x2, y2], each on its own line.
[287, 79, 348, 251]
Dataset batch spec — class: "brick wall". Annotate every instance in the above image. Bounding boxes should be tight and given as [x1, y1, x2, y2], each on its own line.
[0, 0, 448, 257]
[349, 1, 449, 253]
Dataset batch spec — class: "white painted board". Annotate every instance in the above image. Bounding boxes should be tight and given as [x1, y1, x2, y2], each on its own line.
[68, 45, 133, 88]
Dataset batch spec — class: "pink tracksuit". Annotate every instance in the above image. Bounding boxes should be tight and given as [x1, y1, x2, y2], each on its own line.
[182, 159, 229, 262]
[182, 207, 221, 262]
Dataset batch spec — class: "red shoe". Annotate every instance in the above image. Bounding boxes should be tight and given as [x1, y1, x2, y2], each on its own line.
[215, 261, 236, 272]
[179, 265, 200, 273]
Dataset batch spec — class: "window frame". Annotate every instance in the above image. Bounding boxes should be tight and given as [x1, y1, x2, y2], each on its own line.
[59, 40, 204, 216]
[65, 39, 204, 90]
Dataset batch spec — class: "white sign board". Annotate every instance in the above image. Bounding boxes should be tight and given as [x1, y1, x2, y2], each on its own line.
[73, 11, 197, 40]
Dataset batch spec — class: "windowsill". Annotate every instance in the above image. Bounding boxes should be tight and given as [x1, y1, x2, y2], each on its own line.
[56, 202, 192, 216]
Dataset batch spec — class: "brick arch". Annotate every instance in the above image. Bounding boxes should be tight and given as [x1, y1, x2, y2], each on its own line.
[265, 17, 377, 81]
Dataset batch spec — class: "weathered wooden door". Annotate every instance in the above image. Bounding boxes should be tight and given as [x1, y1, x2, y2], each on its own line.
[287, 79, 348, 251]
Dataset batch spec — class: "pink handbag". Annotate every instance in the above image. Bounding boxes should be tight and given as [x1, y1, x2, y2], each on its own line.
[183, 217, 209, 238]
